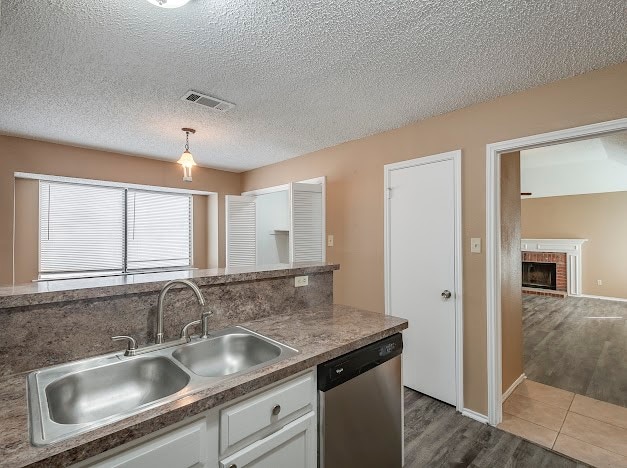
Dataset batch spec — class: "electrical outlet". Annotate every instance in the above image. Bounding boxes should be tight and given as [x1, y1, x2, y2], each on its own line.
[327, 235, 334, 247]
[597, 280, 603, 286]
[295, 276, 309, 287]
[471, 238, 481, 254]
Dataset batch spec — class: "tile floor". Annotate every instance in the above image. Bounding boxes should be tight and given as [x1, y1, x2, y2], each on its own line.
[499, 379, 627, 467]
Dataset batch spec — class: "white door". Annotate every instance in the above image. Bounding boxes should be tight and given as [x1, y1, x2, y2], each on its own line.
[385, 151, 461, 406]
[225, 195, 257, 268]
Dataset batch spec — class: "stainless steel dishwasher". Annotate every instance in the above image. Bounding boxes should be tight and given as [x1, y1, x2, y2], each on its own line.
[318, 333, 403, 468]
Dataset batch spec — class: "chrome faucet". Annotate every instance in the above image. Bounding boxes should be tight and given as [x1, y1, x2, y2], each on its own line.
[156, 279, 206, 344]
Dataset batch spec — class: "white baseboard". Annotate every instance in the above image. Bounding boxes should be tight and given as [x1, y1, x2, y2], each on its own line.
[502, 374, 526, 402]
[461, 408, 488, 424]
[580, 294, 627, 303]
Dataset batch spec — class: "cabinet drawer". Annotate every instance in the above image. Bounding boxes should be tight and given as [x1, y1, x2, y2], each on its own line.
[220, 372, 315, 452]
[219, 412, 316, 468]
[90, 419, 208, 468]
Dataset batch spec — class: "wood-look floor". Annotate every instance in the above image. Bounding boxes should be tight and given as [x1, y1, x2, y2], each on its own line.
[404, 388, 588, 467]
[523, 295, 627, 407]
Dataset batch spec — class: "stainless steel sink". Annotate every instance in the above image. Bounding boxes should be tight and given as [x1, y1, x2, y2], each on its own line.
[28, 326, 298, 446]
[173, 331, 286, 377]
[45, 356, 190, 424]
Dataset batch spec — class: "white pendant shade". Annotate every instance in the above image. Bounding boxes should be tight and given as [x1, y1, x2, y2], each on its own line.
[177, 149, 197, 168]
[146, 0, 191, 9]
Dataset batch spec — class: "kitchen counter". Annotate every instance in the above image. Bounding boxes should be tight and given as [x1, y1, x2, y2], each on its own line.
[0, 262, 339, 309]
[0, 304, 407, 467]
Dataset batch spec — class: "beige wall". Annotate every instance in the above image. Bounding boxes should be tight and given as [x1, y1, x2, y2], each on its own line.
[13, 178, 39, 284]
[0, 135, 241, 285]
[242, 62, 627, 414]
[522, 191, 627, 299]
[500, 152, 524, 391]
[192, 195, 209, 271]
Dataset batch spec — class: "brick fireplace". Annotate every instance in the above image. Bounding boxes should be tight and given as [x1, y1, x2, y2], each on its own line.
[522, 251, 567, 296]
[520, 238, 588, 298]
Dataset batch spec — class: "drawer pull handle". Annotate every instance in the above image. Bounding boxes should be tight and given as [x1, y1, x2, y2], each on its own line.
[228, 465, 237, 468]
[272, 404, 281, 416]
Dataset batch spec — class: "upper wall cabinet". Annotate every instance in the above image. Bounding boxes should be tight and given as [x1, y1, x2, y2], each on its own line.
[226, 178, 326, 267]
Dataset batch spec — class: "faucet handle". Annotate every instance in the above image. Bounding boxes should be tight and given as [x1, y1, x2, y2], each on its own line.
[201, 311, 213, 339]
[112, 335, 137, 357]
[180, 320, 201, 341]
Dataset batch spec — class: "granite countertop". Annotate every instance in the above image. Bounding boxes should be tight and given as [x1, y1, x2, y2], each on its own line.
[0, 262, 339, 309]
[0, 304, 407, 467]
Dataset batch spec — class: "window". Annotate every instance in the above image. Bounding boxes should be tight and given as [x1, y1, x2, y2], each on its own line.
[39, 181, 192, 279]
[126, 190, 192, 270]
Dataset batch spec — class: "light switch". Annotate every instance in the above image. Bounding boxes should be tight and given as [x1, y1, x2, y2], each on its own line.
[295, 276, 309, 287]
[471, 238, 481, 254]
[327, 235, 334, 247]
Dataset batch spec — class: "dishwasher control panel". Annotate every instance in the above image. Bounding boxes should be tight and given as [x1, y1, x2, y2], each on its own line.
[317, 333, 403, 391]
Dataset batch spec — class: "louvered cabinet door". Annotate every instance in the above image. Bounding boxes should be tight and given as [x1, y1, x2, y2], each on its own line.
[289, 183, 324, 263]
[225, 195, 257, 268]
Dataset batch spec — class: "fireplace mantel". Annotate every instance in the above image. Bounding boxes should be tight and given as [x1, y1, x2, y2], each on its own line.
[521, 239, 588, 296]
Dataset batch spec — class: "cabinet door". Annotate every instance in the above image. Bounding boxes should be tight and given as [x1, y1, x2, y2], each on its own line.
[90, 419, 209, 468]
[219, 412, 316, 468]
[225, 195, 257, 267]
[289, 183, 324, 263]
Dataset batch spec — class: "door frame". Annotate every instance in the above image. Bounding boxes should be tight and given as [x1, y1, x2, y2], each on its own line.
[384, 150, 464, 412]
[485, 117, 627, 426]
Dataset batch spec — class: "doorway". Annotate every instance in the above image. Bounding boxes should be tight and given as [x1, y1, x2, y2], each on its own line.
[384, 150, 463, 410]
[488, 120, 627, 465]
[486, 117, 627, 426]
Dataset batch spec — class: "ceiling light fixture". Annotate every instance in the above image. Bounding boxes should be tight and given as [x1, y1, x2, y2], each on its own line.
[177, 128, 197, 182]
[145, 0, 191, 9]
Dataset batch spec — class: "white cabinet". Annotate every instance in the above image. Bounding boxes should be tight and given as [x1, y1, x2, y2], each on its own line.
[219, 372, 316, 454]
[88, 418, 214, 468]
[77, 370, 316, 468]
[256, 190, 290, 265]
[226, 178, 326, 267]
[289, 183, 324, 264]
[219, 412, 316, 468]
[225, 195, 257, 267]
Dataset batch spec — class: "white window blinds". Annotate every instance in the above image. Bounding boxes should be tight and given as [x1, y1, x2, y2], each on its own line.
[39, 181, 193, 278]
[126, 190, 192, 270]
[39, 182, 125, 275]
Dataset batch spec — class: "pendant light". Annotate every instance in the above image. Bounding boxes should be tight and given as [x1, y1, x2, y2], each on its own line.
[177, 128, 197, 182]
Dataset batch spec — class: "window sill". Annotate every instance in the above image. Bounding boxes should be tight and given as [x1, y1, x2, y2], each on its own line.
[36, 267, 196, 282]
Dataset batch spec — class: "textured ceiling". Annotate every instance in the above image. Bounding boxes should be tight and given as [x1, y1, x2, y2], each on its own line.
[521, 131, 627, 168]
[521, 131, 627, 198]
[0, 0, 626, 172]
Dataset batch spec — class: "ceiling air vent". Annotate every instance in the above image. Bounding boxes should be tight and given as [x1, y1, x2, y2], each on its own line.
[181, 90, 235, 112]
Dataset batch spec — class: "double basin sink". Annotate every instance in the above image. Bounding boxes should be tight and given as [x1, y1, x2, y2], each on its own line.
[28, 327, 298, 446]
